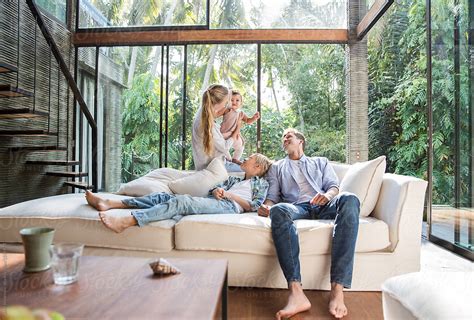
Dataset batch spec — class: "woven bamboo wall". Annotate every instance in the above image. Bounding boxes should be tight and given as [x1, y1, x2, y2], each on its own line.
[0, 1, 74, 207]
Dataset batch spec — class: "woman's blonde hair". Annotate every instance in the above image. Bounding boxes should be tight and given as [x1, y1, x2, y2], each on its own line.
[201, 84, 229, 155]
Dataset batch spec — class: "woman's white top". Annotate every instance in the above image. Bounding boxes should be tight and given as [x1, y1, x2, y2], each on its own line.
[192, 107, 234, 170]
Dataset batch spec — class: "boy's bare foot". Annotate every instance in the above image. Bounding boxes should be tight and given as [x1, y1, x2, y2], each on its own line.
[276, 282, 311, 320]
[328, 283, 348, 318]
[85, 190, 112, 211]
[98, 212, 137, 233]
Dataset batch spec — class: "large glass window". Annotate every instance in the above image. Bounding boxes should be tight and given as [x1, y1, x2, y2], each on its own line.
[430, 0, 472, 254]
[78, 0, 207, 28]
[261, 44, 346, 160]
[36, 0, 67, 24]
[211, 0, 346, 29]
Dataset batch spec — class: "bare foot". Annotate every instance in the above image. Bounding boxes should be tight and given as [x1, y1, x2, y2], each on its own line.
[85, 190, 112, 211]
[276, 282, 311, 320]
[328, 283, 348, 319]
[98, 212, 136, 233]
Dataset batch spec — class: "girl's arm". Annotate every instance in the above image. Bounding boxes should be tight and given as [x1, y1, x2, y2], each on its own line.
[242, 111, 260, 124]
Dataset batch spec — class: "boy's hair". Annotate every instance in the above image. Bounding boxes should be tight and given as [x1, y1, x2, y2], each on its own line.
[282, 128, 306, 151]
[252, 153, 272, 177]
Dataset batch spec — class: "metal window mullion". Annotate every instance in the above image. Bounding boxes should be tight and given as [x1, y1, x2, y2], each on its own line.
[182, 45, 188, 170]
[165, 45, 170, 167]
[75, 0, 80, 31]
[257, 43, 261, 153]
[93, 47, 99, 189]
[159, 46, 164, 168]
[206, 0, 210, 29]
[426, 0, 434, 237]
[468, 0, 473, 247]
[454, 0, 461, 244]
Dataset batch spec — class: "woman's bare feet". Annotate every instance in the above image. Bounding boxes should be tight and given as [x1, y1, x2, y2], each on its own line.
[98, 212, 137, 233]
[85, 190, 126, 211]
[328, 283, 348, 318]
[85, 190, 112, 211]
[276, 282, 311, 320]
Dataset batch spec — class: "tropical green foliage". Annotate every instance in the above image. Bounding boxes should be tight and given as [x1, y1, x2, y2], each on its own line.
[368, 0, 471, 206]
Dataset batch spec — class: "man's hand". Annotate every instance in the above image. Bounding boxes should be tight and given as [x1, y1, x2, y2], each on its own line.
[212, 188, 225, 200]
[310, 192, 330, 206]
[258, 204, 271, 217]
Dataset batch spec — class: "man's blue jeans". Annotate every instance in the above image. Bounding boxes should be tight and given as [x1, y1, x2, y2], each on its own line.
[270, 192, 360, 288]
[122, 192, 238, 227]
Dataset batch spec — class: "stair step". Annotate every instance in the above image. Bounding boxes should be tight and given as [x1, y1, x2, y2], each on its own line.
[64, 181, 93, 190]
[0, 62, 18, 73]
[26, 160, 80, 166]
[45, 171, 88, 178]
[9, 146, 67, 152]
[0, 130, 58, 136]
[0, 84, 33, 98]
[0, 108, 48, 119]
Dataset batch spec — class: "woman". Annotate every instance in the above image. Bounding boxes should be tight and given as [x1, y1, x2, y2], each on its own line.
[192, 84, 243, 172]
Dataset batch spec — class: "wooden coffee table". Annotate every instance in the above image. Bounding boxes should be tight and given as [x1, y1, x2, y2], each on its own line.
[1, 254, 228, 319]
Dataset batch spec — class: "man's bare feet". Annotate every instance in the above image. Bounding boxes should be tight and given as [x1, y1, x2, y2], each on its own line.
[276, 281, 311, 320]
[85, 190, 112, 211]
[328, 283, 348, 319]
[98, 212, 137, 233]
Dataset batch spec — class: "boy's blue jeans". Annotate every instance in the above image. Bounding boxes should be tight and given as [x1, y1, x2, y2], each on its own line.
[123, 192, 238, 227]
[269, 192, 360, 288]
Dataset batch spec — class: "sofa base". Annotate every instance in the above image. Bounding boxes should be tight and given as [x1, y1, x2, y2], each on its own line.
[2, 243, 419, 291]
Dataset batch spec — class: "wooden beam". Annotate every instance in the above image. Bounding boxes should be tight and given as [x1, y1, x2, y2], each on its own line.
[357, 0, 394, 40]
[73, 29, 348, 46]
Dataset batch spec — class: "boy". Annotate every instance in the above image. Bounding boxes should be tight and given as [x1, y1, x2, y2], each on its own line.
[86, 153, 272, 233]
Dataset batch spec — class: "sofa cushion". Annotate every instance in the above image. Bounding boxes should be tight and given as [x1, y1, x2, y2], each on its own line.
[0, 193, 175, 252]
[117, 167, 191, 197]
[169, 157, 228, 197]
[340, 156, 386, 216]
[175, 213, 390, 255]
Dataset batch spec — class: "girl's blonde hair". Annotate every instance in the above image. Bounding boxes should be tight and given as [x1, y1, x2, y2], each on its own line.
[201, 84, 229, 155]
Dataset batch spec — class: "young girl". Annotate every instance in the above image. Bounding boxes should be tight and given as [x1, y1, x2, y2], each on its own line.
[220, 90, 260, 164]
[191, 84, 242, 172]
[85, 154, 272, 233]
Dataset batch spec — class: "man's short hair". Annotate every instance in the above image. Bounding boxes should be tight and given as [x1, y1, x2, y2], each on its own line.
[282, 128, 306, 151]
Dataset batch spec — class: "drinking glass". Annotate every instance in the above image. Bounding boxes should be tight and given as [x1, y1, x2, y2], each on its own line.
[49, 243, 84, 285]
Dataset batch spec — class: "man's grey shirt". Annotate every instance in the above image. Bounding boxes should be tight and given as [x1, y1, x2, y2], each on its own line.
[266, 155, 339, 204]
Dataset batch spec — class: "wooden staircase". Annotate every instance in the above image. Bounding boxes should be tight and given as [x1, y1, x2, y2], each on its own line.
[0, 60, 92, 191]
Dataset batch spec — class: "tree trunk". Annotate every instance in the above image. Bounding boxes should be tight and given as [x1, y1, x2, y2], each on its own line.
[200, 45, 218, 93]
[127, 47, 138, 87]
[150, 1, 179, 77]
[269, 67, 280, 113]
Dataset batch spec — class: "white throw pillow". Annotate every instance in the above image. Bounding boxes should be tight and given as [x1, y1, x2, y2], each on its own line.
[169, 158, 228, 197]
[340, 156, 386, 217]
[117, 168, 191, 197]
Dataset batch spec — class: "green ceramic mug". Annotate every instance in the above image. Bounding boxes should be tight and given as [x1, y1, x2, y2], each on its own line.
[20, 227, 55, 272]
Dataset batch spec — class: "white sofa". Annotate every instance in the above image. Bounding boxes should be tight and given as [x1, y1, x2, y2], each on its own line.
[0, 163, 427, 290]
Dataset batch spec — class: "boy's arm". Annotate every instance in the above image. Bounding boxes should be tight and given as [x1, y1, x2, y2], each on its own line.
[223, 191, 251, 211]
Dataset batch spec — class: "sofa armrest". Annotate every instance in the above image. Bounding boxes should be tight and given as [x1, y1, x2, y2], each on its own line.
[372, 173, 428, 252]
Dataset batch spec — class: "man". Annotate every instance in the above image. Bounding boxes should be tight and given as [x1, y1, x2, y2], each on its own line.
[257, 128, 360, 319]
